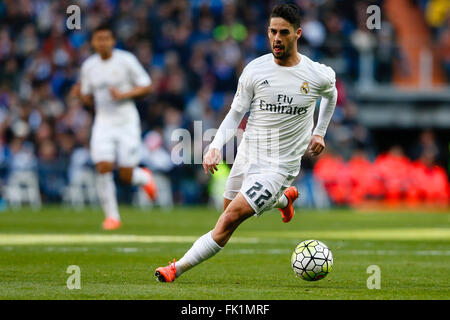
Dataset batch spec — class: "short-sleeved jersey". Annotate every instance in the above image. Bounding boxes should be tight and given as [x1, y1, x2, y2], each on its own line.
[231, 53, 336, 175]
[80, 49, 151, 126]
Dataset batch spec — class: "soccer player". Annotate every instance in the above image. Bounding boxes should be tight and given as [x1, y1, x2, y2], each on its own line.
[155, 4, 337, 282]
[75, 24, 157, 230]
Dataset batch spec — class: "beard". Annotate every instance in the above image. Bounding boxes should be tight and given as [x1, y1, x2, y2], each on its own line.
[272, 41, 294, 60]
[272, 49, 291, 60]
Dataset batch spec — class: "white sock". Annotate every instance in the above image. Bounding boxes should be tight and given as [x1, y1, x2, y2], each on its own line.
[274, 194, 288, 209]
[131, 167, 151, 186]
[96, 173, 120, 221]
[174, 231, 223, 277]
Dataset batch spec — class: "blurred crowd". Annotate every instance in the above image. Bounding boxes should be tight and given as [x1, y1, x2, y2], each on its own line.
[419, 0, 450, 81]
[315, 146, 449, 207]
[0, 0, 447, 207]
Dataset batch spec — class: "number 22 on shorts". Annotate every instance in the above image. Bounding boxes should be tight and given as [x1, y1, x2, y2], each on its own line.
[245, 182, 272, 208]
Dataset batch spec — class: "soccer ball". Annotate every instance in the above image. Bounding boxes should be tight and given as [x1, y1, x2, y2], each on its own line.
[291, 240, 333, 281]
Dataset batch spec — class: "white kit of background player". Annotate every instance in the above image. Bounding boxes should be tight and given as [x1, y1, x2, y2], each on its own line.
[79, 26, 157, 230]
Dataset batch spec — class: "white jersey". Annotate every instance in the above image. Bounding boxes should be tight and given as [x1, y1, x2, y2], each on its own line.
[80, 49, 151, 127]
[231, 53, 336, 175]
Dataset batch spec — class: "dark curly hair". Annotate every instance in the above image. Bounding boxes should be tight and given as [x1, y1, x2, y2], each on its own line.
[92, 23, 116, 39]
[270, 3, 301, 29]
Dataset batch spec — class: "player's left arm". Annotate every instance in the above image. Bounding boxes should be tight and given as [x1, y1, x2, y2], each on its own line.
[110, 54, 152, 101]
[308, 68, 338, 157]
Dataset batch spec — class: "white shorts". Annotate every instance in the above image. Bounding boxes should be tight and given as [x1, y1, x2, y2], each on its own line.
[224, 147, 297, 216]
[90, 122, 142, 167]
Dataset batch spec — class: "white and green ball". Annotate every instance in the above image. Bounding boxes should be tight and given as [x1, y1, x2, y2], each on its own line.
[291, 240, 333, 281]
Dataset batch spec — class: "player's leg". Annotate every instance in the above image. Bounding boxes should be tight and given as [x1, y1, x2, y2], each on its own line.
[155, 192, 254, 282]
[154, 151, 248, 282]
[248, 172, 298, 223]
[212, 192, 255, 246]
[274, 193, 288, 209]
[91, 125, 121, 230]
[118, 166, 157, 201]
[176, 193, 253, 274]
[95, 162, 121, 230]
[223, 197, 233, 211]
[273, 186, 299, 223]
[117, 125, 158, 201]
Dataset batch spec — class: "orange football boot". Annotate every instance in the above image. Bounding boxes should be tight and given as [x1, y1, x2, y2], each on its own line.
[142, 168, 158, 201]
[102, 217, 122, 230]
[278, 186, 299, 223]
[155, 259, 177, 282]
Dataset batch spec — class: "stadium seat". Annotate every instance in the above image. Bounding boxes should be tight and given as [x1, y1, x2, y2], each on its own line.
[3, 171, 42, 210]
[294, 172, 331, 209]
[62, 168, 98, 209]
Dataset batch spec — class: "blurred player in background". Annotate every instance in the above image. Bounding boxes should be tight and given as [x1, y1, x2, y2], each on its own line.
[155, 4, 337, 282]
[72, 24, 157, 230]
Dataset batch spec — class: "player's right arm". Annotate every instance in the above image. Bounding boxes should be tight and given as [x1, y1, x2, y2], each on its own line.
[69, 82, 93, 107]
[80, 92, 94, 107]
[76, 61, 94, 107]
[203, 66, 254, 175]
[203, 109, 246, 174]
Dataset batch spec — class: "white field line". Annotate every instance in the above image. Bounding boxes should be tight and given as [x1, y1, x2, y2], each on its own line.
[1, 245, 449, 256]
[243, 228, 450, 241]
[225, 249, 450, 256]
[0, 227, 449, 246]
[344, 249, 450, 256]
[0, 234, 260, 246]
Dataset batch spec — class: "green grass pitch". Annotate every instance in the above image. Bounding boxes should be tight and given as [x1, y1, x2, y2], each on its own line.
[0, 206, 449, 300]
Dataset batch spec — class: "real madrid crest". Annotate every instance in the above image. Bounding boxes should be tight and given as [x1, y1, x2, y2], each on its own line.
[300, 81, 310, 94]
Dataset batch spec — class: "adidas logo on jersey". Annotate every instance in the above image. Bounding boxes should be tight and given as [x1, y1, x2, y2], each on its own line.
[260, 80, 270, 87]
